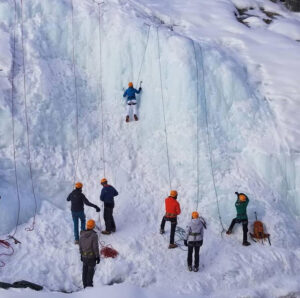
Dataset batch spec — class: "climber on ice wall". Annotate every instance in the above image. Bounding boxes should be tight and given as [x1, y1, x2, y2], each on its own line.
[67, 182, 100, 244]
[123, 82, 142, 122]
[160, 190, 181, 249]
[226, 192, 251, 246]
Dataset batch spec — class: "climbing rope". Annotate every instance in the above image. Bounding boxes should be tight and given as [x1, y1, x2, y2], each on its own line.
[197, 43, 225, 233]
[135, 24, 151, 87]
[95, 1, 106, 177]
[156, 27, 172, 190]
[71, 0, 80, 183]
[192, 41, 201, 211]
[0, 240, 14, 268]
[175, 226, 188, 251]
[20, 0, 37, 231]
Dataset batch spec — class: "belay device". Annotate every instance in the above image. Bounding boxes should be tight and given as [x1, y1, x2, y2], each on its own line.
[250, 212, 271, 245]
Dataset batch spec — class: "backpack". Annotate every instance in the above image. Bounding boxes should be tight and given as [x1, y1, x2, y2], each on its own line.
[250, 212, 271, 245]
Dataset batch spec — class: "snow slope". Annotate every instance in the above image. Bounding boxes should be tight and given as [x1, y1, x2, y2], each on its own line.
[0, 0, 300, 297]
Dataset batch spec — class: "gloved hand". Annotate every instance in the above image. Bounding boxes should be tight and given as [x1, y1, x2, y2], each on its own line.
[184, 240, 188, 247]
[139, 87, 142, 91]
[95, 206, 100, 212]
[96, 257, 100, 264]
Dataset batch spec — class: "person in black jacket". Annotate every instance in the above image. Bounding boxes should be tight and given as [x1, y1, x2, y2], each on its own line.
[67, 182, 100, 244]
[100, 178, 118, 235]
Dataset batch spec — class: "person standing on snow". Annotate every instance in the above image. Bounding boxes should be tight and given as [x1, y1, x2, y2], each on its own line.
[100, 178, 118, 235]
[160, 190, 181, 249]
[67, 182, 100, 244]
[184, 211, 206, 272]
[226, 192, 251, 246]
[123, 82, 142, 122]
[79, 219, 100, 288]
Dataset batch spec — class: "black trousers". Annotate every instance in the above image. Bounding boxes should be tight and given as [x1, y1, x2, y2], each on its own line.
[187, 245, 201, 268]
[160, 216, 177, 244]
[82, 258, 96, 288]
[104, 203, 116, 232]
[229, 218, 248, 242]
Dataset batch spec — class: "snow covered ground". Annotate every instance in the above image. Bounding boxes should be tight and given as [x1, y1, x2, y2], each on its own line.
[0, 0, 300, 297]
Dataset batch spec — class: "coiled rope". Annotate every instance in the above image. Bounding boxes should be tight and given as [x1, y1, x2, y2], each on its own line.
[156, 27, 172, 190]
[198, 43, 225, 233]
[71, 0, 80, 183]
[20, 0, 37, 231]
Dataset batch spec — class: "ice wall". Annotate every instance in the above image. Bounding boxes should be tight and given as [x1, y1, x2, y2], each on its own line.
[0, 0, 298, 237]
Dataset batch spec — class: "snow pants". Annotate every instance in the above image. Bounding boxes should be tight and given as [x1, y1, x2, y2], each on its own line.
[82, 257, 96, 288]
[229, 218, 248, 242]
[126, 99, 137, 116]
[160, 216, 177, 244]
[187, 240, 203, 269]
[72, 211, 86, 241]
[104, 203, 116, 232]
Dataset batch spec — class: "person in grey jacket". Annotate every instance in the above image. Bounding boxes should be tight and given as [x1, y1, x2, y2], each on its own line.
[79, 219, 100, 288]
[184, 211, 206, 272]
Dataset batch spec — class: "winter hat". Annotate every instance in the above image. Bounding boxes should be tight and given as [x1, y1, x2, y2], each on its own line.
[75, 182, 83, 189]
[238, 194, 247, 202]
[101, 178, 107, 184]
[192, 211, 199, 219]
[128, 82, 133, 87]
[86, 219, 95, 230]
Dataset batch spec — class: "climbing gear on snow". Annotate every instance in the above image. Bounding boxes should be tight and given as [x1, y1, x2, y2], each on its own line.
[250, 212, 271, 245]
[192, 211, 199, 219]
[170, 190, 177, 198]
[75, 182, 83, 189]
[0, 239, 14, 268]
[86, 219, 96, 230]
[128, 82, 133, 87]
[100, 178, 107, 184]
[126, 115, 130, 122]
[134, 114, 138, 121]
[8, 235, 21, 244]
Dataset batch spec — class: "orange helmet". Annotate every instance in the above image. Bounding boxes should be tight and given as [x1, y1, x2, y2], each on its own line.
[192, 211, 199, 219]
[239, 194, 247, 202]
[128, 82, 133, 87]
[169, 190, 178, 198]
[75, 182, 83, 189]
[101, 178, 107, 184]
[86, 219, 95, 230]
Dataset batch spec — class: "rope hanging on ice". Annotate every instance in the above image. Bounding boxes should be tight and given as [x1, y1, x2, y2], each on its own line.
[71, 0, 80, 183]
[156, 27, 172, 190]
[198, 43, 225, 233]
[96, 1, 106, 177]
[192, 41, 201, 212]
[20, 0, 38, 232]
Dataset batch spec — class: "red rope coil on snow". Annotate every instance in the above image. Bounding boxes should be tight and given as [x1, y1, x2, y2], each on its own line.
[0, 240, 14, 268]
[99, 241, 118, 258]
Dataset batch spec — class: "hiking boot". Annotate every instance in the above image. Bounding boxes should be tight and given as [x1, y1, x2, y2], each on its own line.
[242, 241, 251, 246]
[101, 230, 111, 235]
[134, 114, 138, 121]
[226, 230, 232, 235]
[193, 267, 199, 272]
[74, 240, 79, 245]
[160, 229, 165, 234]
[188, 266, 192, 272]
[168, 243, 178, 249]
[126, 115, 130, 123]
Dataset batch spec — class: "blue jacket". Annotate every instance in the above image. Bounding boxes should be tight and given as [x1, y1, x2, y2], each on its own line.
[123, 87, 141, 101]
[100, 185, 118, 204]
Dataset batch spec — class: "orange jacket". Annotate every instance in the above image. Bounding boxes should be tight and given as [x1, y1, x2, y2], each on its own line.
[165, 196, 181, 218]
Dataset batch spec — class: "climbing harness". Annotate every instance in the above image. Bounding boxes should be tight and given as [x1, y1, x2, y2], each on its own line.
[20, 0, 38, 231]
[192, 41, 201, 211]
[135, 24, 151, 87]
[71, 0, 80, 183]
[197, 43, 226, 235]
[156, 27, 172, 190]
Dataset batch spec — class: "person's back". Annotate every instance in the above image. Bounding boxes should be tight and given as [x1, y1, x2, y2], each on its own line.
[186, 217, 204, 243]
[165, 196, 181, 218]
[68, 188, 85, 212]
[100, 184, 118, 206]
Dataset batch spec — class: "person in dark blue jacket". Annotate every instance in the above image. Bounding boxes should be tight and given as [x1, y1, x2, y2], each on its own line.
[123, 82, 142, 122]
[100, 178, 118, 234]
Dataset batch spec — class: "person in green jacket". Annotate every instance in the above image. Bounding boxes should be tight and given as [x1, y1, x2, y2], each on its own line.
[226, 192, 251, 246]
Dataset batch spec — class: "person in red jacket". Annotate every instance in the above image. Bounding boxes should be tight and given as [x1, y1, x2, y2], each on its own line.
[160, 190, 181, 249]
